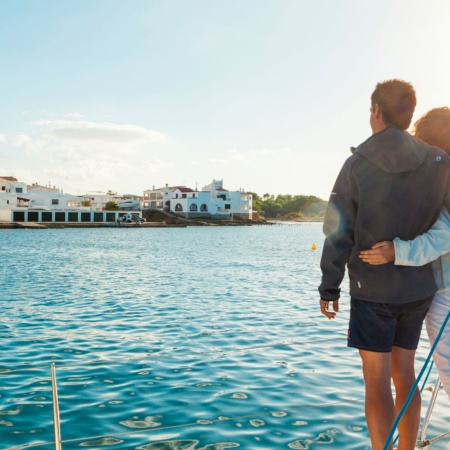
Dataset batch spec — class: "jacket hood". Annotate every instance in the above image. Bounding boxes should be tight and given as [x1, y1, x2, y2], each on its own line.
[355, 127, 428, 173]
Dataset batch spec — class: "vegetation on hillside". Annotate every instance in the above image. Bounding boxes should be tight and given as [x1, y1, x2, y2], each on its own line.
[249, 192, 327, 219]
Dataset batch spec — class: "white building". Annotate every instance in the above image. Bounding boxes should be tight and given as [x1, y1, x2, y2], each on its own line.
[27, 182, 61, 193]
[143, 180, 252, 219]
[0, 176, 18, 192]
[0, 178, 141, 224]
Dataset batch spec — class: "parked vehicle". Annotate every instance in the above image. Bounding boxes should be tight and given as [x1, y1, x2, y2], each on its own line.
[117, 213, 146, 225]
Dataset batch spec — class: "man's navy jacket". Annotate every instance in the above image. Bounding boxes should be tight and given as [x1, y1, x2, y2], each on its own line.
[319, 127, 450, 304]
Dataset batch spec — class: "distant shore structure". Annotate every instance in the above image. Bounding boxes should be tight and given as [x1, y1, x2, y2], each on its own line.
[0, 176, 142, 225]
[0, 176, 255, 225]
[143, 179, 255, 220]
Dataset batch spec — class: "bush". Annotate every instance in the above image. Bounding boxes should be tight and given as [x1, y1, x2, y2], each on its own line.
[105, 201, 119, 211]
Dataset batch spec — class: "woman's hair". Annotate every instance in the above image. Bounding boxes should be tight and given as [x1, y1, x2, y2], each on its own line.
[413, 107, 450, 155]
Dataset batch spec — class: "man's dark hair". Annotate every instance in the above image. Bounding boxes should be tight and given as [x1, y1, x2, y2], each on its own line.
[371, 79, 417, 130]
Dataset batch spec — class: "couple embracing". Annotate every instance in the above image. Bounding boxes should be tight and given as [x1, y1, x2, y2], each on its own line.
[318, 79, 450, 450]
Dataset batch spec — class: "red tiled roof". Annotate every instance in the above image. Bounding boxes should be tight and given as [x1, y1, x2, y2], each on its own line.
[216, 188, 228, 191]
[175, 187, 194, 192]
[0, 176, 18, 182]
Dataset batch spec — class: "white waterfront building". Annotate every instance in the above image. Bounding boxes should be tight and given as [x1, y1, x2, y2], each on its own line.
[143, 179, 252, 219]
[0, 177, 141, 224]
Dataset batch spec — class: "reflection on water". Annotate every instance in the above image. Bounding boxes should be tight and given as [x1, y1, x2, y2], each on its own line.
[0, 225, 447, 449]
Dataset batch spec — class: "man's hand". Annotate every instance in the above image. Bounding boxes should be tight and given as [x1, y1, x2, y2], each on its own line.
[320, 299, 339, 320]
[359, 241, 395, 265]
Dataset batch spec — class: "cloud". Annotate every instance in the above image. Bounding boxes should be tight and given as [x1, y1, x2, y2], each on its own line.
[6, 118, 172, 195]
[210, 158, 227, 163]
[33, 119, 166, 146]
[11, 133, 33, 148]
[0, 133, 6, 144]
[251, 148, 272, 155]
[229, 148, 244, 160]
[64, 112, 85, 119]
[251, 147, 292, 156]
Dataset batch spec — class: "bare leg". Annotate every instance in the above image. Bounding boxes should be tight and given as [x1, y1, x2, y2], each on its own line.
[359, 350, 395, 450]
[391, 346, 421, 450]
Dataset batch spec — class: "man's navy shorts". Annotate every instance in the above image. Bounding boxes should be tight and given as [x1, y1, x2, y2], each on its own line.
[347, 296, 434, 352]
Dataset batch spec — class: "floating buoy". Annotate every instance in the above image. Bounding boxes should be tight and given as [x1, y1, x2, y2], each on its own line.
[311, 243, 317, 250]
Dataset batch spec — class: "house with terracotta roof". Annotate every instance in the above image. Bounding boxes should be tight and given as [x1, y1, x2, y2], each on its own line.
[0, 176, 18, 192]
[143, 179, 252, 219]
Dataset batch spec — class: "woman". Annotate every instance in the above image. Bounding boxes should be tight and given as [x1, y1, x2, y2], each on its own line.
[359, 107, 450, 401]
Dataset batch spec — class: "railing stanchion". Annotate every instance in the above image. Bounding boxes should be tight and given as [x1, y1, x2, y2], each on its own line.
[51, 363, 62, 450]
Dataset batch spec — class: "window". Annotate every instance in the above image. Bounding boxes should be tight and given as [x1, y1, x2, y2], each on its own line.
[106, 212, 116, 222]
[81, 212, 91, 222]
[94, 212, 103, 222]
[52, 199, 59, 205]
[16, 187, 23, 193]
[225, 204, 231, 210]
[175, 203, 183, 211]
[193, 193, 196, 198]
[200, 204, 208, 212]
[182, 194, 187, 199]
[190, 204, 198, 211]
[1, 186, 5, 191]
[175, 194, 179, 199]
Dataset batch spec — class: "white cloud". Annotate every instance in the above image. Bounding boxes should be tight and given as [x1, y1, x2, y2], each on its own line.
[0, 133, 6, 144]
[64, 112, 85, 119]
[251, 148, 273, 155]
[6, 118, 172, 195]
[250, 147, 292, 156]
[11, 133, 33, 148]
[33, 119, 166, 146]
[229, 148, 244, 160]
[191, 160, 198, 166]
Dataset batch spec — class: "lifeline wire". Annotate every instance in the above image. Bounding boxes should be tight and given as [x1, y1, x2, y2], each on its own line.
[383, 310, 450, 450]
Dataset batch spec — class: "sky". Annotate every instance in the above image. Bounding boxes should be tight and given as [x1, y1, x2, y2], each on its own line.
[1, 0, 450, 200]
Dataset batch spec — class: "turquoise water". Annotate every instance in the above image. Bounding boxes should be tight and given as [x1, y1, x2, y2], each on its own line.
[0, 224, 448, 449]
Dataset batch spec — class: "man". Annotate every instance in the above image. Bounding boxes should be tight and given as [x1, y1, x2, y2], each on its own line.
[318, 80, 450, 450]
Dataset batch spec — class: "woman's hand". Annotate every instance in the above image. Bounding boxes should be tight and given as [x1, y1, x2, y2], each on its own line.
[359, 241, 395, 265]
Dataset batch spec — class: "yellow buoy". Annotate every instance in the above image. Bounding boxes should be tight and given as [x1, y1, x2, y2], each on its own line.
[311, 243, 317, 250]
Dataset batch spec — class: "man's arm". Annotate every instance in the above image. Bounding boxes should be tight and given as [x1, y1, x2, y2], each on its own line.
[359, 208, 450, 266]
[319, 157, 358, 301]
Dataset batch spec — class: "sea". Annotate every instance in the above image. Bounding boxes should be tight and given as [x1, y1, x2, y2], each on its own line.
[0, 223, 448, 450]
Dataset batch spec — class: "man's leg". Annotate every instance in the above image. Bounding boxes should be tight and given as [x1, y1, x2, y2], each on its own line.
[359, 349, 396, 450]
[391, 346, 421, 450]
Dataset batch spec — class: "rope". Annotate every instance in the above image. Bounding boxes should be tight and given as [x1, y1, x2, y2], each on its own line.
[419, 378, 442, 447]
[418, 430, 450, 448]
[393, 361, 436, 446]
[383, 309, 450, 450]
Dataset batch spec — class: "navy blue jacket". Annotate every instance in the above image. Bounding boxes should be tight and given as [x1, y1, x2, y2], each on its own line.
[319, 127, 450, 304]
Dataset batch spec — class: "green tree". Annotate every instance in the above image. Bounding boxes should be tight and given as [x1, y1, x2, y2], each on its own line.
[105, 201, 119, 211]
